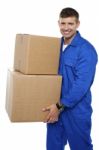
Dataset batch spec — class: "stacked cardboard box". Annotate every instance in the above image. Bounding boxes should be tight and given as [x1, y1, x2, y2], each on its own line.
[14, 34, 61, 75]
[6, 34, 62, 122]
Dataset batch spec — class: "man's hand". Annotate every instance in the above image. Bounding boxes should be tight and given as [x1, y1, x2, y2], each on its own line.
[42, 104, 60, 123]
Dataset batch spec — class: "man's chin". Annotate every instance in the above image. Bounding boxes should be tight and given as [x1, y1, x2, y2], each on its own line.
[63, 35, 71, 39]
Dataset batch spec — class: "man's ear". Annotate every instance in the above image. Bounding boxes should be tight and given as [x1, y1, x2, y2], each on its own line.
[58, 20, 60, 27]
[77, 20, 80, 28]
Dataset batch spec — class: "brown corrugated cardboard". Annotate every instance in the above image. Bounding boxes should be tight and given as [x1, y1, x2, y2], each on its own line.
[6, 70, 62, 122]
[14, 34, 61, 75]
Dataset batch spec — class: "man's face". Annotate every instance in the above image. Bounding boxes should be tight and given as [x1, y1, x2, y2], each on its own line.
[58, 17, 80, 42]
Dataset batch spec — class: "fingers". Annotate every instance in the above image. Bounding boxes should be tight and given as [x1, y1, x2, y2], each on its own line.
[42, 107, 50, 112]
[46, 113, 58, 123]
[42, 105, 59, 123]
[47, 117, 58, 123]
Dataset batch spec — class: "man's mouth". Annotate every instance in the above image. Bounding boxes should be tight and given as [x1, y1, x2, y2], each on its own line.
[62, 30, 71, 34]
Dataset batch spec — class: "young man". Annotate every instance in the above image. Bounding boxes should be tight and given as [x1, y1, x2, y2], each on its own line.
[43, 7, 98, 150]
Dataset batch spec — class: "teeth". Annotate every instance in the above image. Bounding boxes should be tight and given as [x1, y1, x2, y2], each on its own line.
[64, 32, 69, 34]
[63, 30, 69, 33]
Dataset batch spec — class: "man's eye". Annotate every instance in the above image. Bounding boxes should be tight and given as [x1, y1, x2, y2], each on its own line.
[68, 23, 74, 25]
[61, 23, 65, 25]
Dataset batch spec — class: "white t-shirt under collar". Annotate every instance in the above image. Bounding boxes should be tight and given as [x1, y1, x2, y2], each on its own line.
[62, 44, 68, 52]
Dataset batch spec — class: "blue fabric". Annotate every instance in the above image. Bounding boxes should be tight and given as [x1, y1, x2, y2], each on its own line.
[47, 112, 93, 150]
[47, 31, 98, 150]
[47, 116, 67, 150]
[59, 31, 98, 111]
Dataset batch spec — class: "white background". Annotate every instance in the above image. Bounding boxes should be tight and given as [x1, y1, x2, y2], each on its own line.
[0, 0, 99, 149]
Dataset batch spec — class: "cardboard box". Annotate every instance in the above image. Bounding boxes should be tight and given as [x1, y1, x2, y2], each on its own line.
[6, 70, 62, 122]
[14, 34, 60, 74]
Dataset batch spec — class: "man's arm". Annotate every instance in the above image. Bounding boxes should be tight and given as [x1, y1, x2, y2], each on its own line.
[61, 44, 98, 108]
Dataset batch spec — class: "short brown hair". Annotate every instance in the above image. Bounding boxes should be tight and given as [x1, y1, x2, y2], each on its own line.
[59, 7, 79, 20]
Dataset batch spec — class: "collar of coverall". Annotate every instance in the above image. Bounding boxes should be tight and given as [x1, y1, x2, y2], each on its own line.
[62, 31, 83, 47]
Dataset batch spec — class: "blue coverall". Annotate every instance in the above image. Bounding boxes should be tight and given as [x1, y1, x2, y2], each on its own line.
[47, 31, 98, 150]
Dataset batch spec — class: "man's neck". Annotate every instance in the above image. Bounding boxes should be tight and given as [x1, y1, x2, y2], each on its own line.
[64, 32, 77, 45]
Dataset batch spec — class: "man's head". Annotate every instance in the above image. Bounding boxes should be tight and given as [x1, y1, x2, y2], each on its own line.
[58, 7, 80, 44]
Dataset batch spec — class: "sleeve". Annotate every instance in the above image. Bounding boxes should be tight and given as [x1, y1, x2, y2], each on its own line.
[61, 44, 98, 108]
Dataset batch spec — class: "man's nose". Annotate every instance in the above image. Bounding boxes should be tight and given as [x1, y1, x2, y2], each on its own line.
[64, 24, 69, 30]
